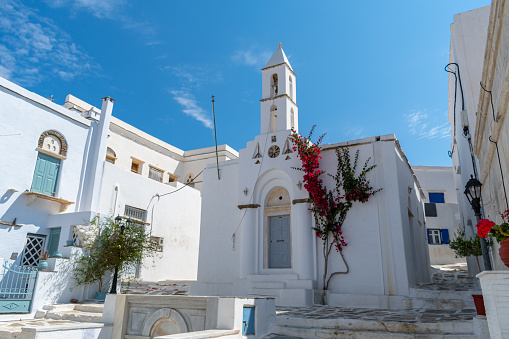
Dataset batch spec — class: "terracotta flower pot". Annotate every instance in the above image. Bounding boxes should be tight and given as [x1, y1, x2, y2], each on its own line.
[499, 238, 509, 268]
[472, 294, 486, 316]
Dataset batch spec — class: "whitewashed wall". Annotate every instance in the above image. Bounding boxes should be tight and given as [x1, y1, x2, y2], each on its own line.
[0, 77, 92, 263]
[192, 134, 430, 306]
[98, 162, 202, 281]
[448, 6, 491, 273]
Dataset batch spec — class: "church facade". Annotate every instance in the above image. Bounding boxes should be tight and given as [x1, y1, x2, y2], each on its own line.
[191, 47, 431, 307]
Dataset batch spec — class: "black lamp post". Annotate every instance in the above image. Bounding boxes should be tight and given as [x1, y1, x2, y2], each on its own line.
[110, 215, 133, 294]
[464, 175, 492, 271]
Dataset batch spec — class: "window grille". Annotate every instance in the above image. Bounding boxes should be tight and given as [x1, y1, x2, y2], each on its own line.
[72, 230, 79, 246]
[149, 166, 163, 183]
[21, 235, 46, 267]
[125, 205, 147, 222]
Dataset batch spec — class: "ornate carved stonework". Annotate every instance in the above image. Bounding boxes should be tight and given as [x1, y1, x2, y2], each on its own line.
[38, 130, 68, 156]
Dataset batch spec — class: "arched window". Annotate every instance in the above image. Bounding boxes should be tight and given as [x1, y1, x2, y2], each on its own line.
[271, 74, 278, 97]
[270, 105, 277, 133]
[106, 147, 116, 164]
[290, 108, 295, 130]
[32, 130, 67, 196]
[289, 76, 293, 100]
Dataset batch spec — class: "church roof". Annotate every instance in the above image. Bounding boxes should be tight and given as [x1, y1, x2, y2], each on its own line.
[264, 47, 293, 71]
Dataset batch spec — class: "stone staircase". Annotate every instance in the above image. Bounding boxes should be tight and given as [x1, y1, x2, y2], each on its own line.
[35, 302, 104, 322]
[0, 302, 110, 339]
[271, 306, 481, 338]
[247, 274, 314, 306]
[268, 268, 486, 338]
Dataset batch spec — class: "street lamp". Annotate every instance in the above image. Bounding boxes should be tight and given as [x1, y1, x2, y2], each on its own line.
[464, 175, 492, 271]
[110, 215, 133, 294]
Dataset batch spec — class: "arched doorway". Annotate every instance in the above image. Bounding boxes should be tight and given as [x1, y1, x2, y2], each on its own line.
[264, 187, 291, 268]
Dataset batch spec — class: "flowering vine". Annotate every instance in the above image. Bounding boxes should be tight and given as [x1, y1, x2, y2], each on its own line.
[290, 126, 381, 290]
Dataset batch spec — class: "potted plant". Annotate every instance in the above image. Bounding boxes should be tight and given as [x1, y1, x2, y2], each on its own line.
[448, 227, 490, 271]
[448, 227, 492, 315]
[72, 216, 157, 300]
[38, 250, 48, 271]
[476, 210, 509, 268]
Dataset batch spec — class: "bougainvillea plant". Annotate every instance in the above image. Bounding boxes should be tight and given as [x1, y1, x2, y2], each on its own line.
[290, 126, 381, 290]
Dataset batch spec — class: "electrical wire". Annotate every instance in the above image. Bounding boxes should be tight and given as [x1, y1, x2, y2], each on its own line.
[445, 63, 465, 138]
[480, 82, 509, 210]
[230, 100, 275, 250]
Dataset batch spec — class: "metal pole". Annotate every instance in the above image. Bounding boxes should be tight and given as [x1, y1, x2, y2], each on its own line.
[109, 224, 125, 294]
[212, 95, 220, 180]
[473, 200, 492, 271]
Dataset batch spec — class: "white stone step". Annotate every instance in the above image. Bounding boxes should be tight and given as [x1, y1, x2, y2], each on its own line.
[409, 287, 480, 299]
[270, 325, 478, 339]
[250, 288, 281, 297]
[285, 279, 313, 289]
[250, 281, 286, 289]
[275, 316, 475, 335]
[74, 303, 105, 313]
[247, 274, 298, 282]
[45, 310, 103, 323]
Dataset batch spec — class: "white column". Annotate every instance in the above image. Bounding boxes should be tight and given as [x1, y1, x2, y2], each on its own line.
[79, 97, 114, 212]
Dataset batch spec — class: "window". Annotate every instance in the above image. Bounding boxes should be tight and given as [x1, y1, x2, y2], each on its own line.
[124, 205, 147, 222]
[429, 192, 445, 203]
[168, 174, 177, 183]
[270, 105, 277, 133]
[427, 229, 450, 245]
[32, 130, 66, 196]
[21, 234, 46, 267]
[106, 147, 116, 164]
[424, 203, 437, 217]
[149, 166, 163, 182]
[289, 76, 293, 100]
[131, 161, 140, 174]
[271, 74, 278, 97]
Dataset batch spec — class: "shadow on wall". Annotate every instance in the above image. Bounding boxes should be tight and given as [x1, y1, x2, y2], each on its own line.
[0, 192, 60, 227]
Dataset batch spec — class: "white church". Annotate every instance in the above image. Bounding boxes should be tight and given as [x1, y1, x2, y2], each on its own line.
[191, 47, 431, 307]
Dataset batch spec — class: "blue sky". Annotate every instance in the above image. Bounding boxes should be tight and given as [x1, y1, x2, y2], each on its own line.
[0, 0, 490, 166]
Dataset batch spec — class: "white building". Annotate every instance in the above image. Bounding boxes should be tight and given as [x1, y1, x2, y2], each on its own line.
[191, 47, 430, 307]
[0, 76, 237, 314]
[413, 166, 464, 265]
[447, 6, 493, 274]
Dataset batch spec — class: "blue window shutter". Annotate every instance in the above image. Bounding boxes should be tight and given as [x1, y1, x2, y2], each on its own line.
[429, 192, 445, 203]
[441, 229, 450, 244]
[427, 231, 432, 244]
[31, 153, 61, 196]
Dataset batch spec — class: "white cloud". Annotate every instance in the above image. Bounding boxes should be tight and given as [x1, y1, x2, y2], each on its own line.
[170, 90, 213, 129]
[232, 47, 271, 68]
[44, 0, 123, 19]
[405, 110, 450, 140]
[0, 0, 97, 85]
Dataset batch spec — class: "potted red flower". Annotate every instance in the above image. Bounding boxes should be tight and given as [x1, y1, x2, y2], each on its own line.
[476, 209, 509, 268]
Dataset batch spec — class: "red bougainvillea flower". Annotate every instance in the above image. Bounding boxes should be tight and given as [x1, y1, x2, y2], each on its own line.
[476, 219, 495, 238]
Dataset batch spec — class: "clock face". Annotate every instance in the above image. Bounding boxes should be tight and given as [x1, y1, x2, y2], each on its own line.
[268, 145, 280, 158]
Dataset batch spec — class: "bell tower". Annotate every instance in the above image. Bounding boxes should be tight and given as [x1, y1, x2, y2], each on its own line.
[260, 44, 298, 134]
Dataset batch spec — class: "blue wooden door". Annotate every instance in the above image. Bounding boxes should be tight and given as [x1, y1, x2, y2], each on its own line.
[31, 153, 60, 196]
[242, 307, 255, 335]
[47, 228, 61, 257]
[269, 215, 291, 268]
